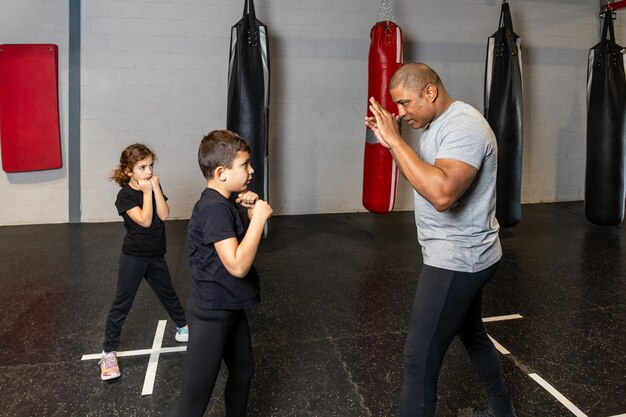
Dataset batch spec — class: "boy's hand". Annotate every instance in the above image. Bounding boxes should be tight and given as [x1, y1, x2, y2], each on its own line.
[250, 199, 273, 220]
[236, 191, 259, 208]
[149, 175, 160, 188]
[137, 179, 153, 192]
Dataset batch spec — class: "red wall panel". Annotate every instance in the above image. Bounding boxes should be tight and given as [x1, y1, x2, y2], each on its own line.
[0, 44, 62, 173]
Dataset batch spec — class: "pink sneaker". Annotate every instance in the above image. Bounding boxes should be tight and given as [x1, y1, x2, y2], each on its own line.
[99, 351, 121, 381]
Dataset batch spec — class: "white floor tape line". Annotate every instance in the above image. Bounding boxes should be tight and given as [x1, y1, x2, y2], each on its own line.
[528, 373, 587, 417]
[488, 331, 588, 417]
[482, 314, 524, 323]
[484, 315, 594, 417]
[80, 320, 188, 396]
[142, 320, 166, 396]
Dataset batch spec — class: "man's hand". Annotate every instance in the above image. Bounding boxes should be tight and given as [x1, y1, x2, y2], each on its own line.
[365, 97, 402, 148]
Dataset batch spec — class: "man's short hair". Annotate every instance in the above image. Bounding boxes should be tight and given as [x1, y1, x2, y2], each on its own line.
[389, 62, 442, 94]
[198, 130, 251, 179]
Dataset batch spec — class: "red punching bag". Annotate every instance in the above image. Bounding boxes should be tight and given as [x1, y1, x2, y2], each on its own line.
[362, 1, 403, 214]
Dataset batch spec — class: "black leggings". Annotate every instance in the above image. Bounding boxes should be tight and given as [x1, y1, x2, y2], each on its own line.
[103, 254, 186, 352]
[399, 262, 511, 416]
[165, 302, 254, 417]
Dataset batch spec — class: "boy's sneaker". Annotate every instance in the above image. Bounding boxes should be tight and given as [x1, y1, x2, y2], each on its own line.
[458, 408, 495, 417]
[175, 325, 189, 343]
[99, 351, 121, 381]
[458, 406, 516, 417]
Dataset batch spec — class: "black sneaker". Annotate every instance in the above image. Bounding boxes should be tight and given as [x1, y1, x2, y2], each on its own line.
[458, 406, 515, 417]
[470, 408, 496, 417]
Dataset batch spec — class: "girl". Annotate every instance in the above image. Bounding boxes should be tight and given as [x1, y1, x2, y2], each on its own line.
[100, 143, 188, 381]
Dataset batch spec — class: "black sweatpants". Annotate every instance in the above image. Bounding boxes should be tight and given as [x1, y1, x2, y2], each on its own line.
[165, 302, 254, 417]
[103, 253, 186, 352]
[399, 262, 511, 416]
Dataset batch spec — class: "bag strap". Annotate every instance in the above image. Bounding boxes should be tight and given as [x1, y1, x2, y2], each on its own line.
[245, 0, 257, 25]
[601, 9, 615, 42]
[499, 1, 514, 30]
[243, 0, 259, 46]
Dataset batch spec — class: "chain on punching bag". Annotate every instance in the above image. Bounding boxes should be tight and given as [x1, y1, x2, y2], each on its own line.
[484, 1, 524, 228]
[362, 0, 403, 214]
[585, 10, 626, 225]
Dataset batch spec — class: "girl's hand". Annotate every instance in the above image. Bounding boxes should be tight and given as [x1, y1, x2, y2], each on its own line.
[236, 191, 259, 208]
[137, 179, 153, 192]
[149, 175, 160, 188]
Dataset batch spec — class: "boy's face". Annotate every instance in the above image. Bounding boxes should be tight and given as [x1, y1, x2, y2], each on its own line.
[223, 151, 254, 192]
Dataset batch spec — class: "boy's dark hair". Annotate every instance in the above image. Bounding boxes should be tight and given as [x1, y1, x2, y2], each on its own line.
[198, 130, 251, 179]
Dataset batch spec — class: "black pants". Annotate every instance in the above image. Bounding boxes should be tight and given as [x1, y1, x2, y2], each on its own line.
[399, 262, 511, 416]
[165, 302, 254, 417]
[103, 253, 186, 352]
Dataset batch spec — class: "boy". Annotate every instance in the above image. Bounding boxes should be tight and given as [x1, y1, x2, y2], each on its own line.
[165, 130, 272, 417]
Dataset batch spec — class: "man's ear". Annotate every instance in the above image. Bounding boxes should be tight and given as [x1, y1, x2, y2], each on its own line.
[425, 84, 438, 103]
[215, 166, 227, 181]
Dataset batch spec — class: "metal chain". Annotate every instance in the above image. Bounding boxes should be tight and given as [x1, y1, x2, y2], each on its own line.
[377, 0, 396, 23]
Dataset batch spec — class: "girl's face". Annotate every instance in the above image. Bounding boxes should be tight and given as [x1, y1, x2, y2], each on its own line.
[127, 156, 154, 183]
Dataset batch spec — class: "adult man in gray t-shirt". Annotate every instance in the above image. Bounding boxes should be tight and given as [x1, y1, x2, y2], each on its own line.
[415, 99, 501, 272]
[365, 63, 516, 417]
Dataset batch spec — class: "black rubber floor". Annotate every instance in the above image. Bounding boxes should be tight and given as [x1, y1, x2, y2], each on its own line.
[0, 201, 624, 417]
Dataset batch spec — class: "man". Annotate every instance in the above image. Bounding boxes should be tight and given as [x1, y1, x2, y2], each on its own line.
[365, 62, 516, 417]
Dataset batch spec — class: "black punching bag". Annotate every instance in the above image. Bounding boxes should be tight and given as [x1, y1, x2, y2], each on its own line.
[585, 11, 626, 226]
[485, 1, 523, 228]
[227, 0, 270, 203]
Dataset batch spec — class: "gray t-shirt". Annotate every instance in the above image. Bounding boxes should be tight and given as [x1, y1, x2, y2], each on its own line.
[414, 101, 501, 273]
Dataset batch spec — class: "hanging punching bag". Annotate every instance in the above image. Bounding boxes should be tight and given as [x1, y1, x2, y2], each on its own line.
[585, 10, 626, 226]
[362, 0, 403, 214]
[485, 1, 524, 228]
[227, 0, 270, 203]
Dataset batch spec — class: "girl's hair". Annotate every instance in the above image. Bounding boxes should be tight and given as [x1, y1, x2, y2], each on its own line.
[198, 130, 250, 179]
[110, 143, 156, 186]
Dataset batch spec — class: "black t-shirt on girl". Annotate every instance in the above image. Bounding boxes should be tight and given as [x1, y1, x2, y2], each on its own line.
[187, 187, 261, 310]
[115, 184, 167, 257]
